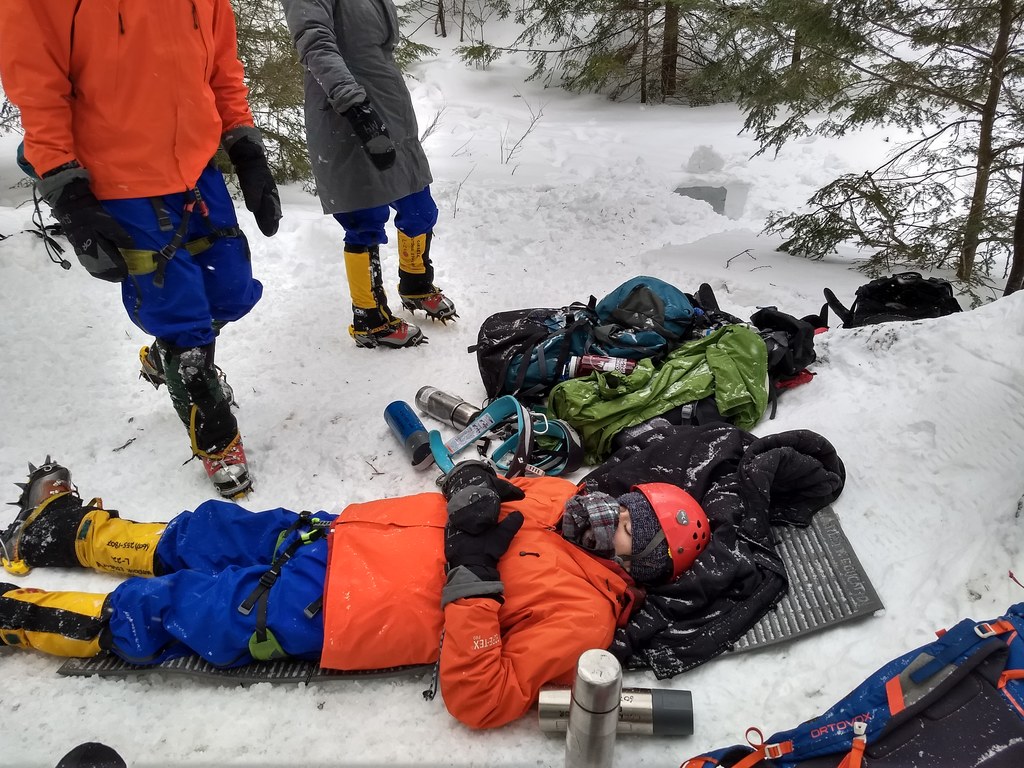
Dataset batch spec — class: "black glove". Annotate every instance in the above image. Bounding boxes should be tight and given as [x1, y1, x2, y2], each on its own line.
[442, 460, 526, 506]
[442, 509, 525, 606]
[41, 170, 132, 282]
[225, 134, 282, 237]
[341, 100, 397, 171]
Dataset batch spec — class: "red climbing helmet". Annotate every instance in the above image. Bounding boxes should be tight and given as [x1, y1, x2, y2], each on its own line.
[633, 482, 711, 579]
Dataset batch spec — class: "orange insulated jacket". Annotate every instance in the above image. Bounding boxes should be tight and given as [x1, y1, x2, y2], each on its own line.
[322, 476, 631, 729]
[0, 0, 254, 199]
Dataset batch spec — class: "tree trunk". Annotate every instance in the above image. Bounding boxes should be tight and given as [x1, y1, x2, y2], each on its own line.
[640, 2, 649, 104]
[661, 1, 680, 100]
[959, 0, 1012, 281]
[791, 30, 802, 65]
[436, 1, 447, 38]
[459, 0, 467, 43]
[1006, 164, 1024, 295]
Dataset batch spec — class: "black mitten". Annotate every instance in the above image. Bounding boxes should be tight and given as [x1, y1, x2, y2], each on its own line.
[224, 132, 282, 237]
[442, 460, 525, 503]
[441, 511, 525, 607]
[341, 100, 397, 171]
[40, 169, 133, 282]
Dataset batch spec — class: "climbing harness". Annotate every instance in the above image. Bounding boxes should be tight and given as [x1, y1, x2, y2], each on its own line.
[428, 395, 583, 478]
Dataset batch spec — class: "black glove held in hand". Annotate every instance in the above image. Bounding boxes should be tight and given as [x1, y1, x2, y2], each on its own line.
[342, 100, 397, 171]
[45, 175, 133, 282]
[442, 460, 526, 506]
[226, 136, 282, 237]
[444, 510, 525, 583]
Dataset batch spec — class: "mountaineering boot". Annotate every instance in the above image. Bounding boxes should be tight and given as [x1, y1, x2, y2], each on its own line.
[1, 459, 165, 577]
[0, 582, 110, 657]
[140, 340, 235, 406]
[163, 343, 253, 498]
[189, 408, 252, 499]
[2, 458, 82, 574]
[397, 232, 458, 323]
[344, 244, 426, 348]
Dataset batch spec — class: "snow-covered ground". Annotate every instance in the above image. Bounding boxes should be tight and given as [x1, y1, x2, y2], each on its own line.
[1, 37, 1023, 768]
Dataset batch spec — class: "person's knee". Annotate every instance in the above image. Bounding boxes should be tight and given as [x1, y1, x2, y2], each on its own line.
[335, 208, 390, 246]
[394, 189, 438, 237]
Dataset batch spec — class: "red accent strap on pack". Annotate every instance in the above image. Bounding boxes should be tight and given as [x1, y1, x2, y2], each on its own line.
[776, 370, 815, 390]
[885, 675, 906, 715]
[974, 620, 1015, 638]
[680, 758, 719, 768]
[837, 736, 866, 768]
[730, 728, 794, 767]
[999, 668, 1024, 689]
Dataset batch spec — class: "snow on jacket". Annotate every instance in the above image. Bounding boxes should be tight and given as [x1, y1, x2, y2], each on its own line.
[0, 0, 254, 199]
[582, 422, 846, 679]
[550, 325, 770, 462]
[320, 475, 631, 729]
[281, 0, 432, 213]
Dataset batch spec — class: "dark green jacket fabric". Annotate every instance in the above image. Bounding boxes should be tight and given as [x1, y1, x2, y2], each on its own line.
[549, 325, 769, 462]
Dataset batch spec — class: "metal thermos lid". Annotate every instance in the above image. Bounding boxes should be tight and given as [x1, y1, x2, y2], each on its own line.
[571, 649, 622, 714]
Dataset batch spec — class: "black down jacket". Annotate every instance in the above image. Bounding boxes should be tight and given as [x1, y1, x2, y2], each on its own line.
[581, 422, 846, 679]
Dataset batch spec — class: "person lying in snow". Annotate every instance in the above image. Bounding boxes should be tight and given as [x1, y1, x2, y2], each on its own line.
[0, 458, 708, 729]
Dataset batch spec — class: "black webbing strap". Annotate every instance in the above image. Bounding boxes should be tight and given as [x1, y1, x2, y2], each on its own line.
[237, 513, 327, 624]
[252, 586, 272, 646]
[303, 596, 323, 619]
[152, 190, 195, 289]
[0, 591, 106, 640]
[150, 186, 244, 289]
[149, 198, 174, 232]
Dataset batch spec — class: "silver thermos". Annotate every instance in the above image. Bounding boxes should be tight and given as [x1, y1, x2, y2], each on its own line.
[539, 686, 695, 737]
[415, 386, 482, 430]
[563, 649, 623, 768]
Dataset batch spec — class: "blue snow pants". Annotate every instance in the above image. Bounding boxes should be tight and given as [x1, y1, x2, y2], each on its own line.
[103, 165, 263, 349]
[333, 185, 438, 247]
[105, 501, 332, 667]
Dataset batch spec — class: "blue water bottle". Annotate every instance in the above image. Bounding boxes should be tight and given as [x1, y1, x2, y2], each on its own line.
[384, 401, 435, 471]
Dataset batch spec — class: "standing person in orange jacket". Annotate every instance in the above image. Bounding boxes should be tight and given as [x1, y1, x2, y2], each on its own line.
[0, 458, 708, 729]
[0, 1, 281, 498]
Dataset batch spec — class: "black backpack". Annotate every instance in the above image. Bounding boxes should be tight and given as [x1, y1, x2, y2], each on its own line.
[823, 272, 961, 328]
[470, 303, 598, 403]
[749, 307, 818, 381]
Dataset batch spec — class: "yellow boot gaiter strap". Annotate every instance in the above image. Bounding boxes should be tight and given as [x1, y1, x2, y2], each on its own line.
[75, 508, 166, 577]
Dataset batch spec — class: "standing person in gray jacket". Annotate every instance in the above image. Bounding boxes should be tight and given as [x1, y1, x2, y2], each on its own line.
[282, 0, 457, 349]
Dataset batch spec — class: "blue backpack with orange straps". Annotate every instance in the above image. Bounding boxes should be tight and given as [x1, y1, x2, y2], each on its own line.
[682, 603, 1024, 768]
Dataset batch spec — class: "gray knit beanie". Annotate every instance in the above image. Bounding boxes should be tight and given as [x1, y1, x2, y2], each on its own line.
[618, 491, 673, 585]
